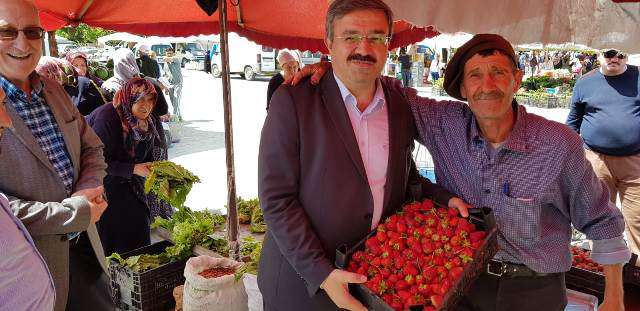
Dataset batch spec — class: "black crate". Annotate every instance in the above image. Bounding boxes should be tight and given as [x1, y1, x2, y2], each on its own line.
[108, 240, 187, 311]
[336, 207, 498, 311]
[565, 253, 605, 303]
[624, 253, 640, 287]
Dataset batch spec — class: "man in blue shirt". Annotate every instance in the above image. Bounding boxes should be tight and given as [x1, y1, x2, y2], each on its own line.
[0, 87, 55, 311]
[567, 49, 640, 266]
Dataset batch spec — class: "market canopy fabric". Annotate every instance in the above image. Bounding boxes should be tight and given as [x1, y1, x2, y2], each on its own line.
[36, 0, 438, 53]
[386, 0, 640, 52]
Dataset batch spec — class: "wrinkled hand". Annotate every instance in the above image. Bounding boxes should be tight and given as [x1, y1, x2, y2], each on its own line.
[320, 269, 367, 311]
[133, 162, 152, 177]
[447, 197, 472, 218]
[72, 186, 108, 223]
[286, 61, 332, 86]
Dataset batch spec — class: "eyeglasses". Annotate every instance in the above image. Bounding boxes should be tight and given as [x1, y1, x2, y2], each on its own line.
[0, 26, 45, 41]
[602, 49, 626, 59]
[335, 34, 391, 46]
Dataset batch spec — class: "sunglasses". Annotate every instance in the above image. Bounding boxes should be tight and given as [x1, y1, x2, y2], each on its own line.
[602, 49, 626, 59]
[0, 26, 45, 40]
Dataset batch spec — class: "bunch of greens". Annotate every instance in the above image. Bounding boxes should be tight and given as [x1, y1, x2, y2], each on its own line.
[107, 252, 170, 273]
[145, 161, 200, 208]
[239, 236, 261, 258]
[235, 240, 263, 280]
[201, 234, 230, 257]
[250, 205, 267, 233]
[236, 197, 259, 224]
[151, 206, 225, 232]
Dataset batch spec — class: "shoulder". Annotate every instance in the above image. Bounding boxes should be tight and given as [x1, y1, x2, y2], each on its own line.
[87, 103, 117, 125]
[523, 109, 582, 150]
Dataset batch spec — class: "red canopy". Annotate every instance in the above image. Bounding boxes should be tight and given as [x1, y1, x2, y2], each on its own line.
[36, 0, 438, 52]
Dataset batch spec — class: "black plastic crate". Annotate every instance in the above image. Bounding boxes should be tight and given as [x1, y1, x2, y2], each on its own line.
[566, 259, 605, 303]
[108, 240, 187, 311]
[624, 253, 639, 287]
[336, 207, 498, 311]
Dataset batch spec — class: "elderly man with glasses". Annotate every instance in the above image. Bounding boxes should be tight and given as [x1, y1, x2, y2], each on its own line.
[0, 1, 110, 310]
[567, 48, 640, 266]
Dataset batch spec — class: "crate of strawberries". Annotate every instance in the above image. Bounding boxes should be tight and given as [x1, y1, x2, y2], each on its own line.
[565, 246, 605, 302]
[335, 198, 498, 311]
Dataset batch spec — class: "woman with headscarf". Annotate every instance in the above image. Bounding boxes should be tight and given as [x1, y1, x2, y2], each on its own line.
[87, 77, 168, 255]
[66, 50, 104, 86]
[36, 56, 106, 116]
[266, 50, 300, 110]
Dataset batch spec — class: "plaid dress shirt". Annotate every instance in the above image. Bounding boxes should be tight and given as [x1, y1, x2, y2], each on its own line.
[406, 87, 630, 273]
[0, 75, 74, 194]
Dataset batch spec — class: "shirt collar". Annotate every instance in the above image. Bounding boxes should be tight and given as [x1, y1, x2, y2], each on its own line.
[0, 72, 44, 103]
[470, 99, 529, 153]
[333, 72, 386, 114]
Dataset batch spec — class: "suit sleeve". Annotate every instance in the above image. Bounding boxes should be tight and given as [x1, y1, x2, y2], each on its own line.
[69, 87, 107, 192]
[9, 194, 92, 236]
[258, 87, 335, 297]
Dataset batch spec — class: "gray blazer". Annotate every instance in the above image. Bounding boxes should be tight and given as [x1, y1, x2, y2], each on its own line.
[257, 70, 454, 310]
[0, 76, 108, 311]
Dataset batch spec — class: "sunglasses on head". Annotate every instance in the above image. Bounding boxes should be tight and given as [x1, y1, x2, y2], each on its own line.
[0, 26, 45, 41]
[602, 49, 626, 59]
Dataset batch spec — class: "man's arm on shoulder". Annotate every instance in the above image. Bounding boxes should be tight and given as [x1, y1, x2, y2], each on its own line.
[258, 87, 334, 297]
[8, 193, 91, 236]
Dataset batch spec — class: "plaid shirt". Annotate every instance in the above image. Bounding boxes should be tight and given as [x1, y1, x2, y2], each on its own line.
[406, 88, 630, 273]
[0, 75, 74, 193]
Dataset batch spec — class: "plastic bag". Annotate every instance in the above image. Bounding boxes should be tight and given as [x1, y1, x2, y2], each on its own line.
[183, 256, 247, 311]
[242, 274, 263, 311]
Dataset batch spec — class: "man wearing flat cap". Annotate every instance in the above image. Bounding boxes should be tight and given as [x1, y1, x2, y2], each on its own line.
[294, 33, 629, 311]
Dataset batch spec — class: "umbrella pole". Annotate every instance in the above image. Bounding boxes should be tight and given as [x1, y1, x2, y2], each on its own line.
[219, 0, 240, 260]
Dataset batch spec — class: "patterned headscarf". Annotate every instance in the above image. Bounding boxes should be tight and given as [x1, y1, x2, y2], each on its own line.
[103, 48, 140, 95]
[112, 77, 159, 157]
[35, 57, 77, 86]
[65, 50, 88, 74]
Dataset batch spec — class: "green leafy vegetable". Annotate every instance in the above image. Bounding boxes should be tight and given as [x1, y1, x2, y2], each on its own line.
[250, 205, 266, 233]
[107, 252, 170, 272]
[235, 197, 259, 224]
[144, 161, 200, 208]
[239, 236, 261, 257]
[235, 241, 262, 280]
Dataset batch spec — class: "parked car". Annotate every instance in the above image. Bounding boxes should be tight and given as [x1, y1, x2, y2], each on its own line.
[300, 51, 323, 66]
[177, 42, 207, 69]
[210, 33, 277, 80]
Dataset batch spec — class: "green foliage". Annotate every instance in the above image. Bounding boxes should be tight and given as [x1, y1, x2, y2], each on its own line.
[235, 240, 263, 280]
[239, 236, 261, 257]
[521, 75, 575, 92]
[236, 197, 259, 224]
[106, 252, 170, 273]
[250, 204, 266, 233]
[145, 161, 200, 208]
[201, 234, 229, 257]
[56, 24, 114, 45]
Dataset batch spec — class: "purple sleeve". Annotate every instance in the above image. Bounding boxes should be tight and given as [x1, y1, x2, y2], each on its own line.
[591, 237, 632, 265]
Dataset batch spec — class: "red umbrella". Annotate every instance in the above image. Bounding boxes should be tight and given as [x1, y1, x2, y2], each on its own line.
[36, 0, 438, 52]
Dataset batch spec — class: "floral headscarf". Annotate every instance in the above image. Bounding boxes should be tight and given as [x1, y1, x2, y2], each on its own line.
[103, 48, 140, 95]
[35, 57, 77, 86]
[112, 77, 159, 157]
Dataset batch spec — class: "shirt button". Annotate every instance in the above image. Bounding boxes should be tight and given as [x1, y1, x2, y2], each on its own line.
[484, 189, 491, 194]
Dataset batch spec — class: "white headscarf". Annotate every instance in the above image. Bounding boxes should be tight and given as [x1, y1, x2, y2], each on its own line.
[103, 48, 140, 95]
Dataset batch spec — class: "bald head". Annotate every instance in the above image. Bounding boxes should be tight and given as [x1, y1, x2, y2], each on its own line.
[0, 0, 42, 91]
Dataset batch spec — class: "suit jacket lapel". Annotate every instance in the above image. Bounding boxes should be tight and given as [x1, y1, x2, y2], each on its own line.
[43, 81, 80, 174]
[5, 101, 58, 175]
[320, 70, 368, 182]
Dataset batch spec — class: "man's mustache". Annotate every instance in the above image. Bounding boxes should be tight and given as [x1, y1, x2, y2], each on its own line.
[347, 53, 377, 63]
[473, 90, 504, 100]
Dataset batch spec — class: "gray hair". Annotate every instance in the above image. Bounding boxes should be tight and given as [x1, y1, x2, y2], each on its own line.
[325, 0, 394, 41]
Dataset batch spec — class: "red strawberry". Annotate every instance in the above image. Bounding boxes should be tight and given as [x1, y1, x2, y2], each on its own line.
[450, 267, 464, 280]
[421, 199, 435, 211]
[470, 231, 486, 243]
[431, 295, 443, 307]
[448, 208, 459, 217]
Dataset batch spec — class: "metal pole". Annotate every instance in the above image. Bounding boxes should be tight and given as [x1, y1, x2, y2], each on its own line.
[219, 0, 240, 260]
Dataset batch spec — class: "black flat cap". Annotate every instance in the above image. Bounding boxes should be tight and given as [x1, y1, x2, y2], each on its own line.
[443, 33, 517, 101]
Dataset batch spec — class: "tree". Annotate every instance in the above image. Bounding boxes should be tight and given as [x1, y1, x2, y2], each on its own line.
[56, 24, 114, 45]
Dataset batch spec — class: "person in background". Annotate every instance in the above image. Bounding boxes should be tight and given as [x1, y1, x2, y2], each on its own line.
[429, 51, 440, 83]
[0, 1, 110, 310]
[397, 46, 412, 87]
[137, 44, 160, 79]
[87, 77, 167, 255]
[0, 87, 56, 311]
[529, 51, 539, 76]
[163, 47, 184, 118]
[567, 48, 640, 266]
[266, 50, 300, 110]
[66, 50, 103, 87]
[36, 57, 106, 116]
